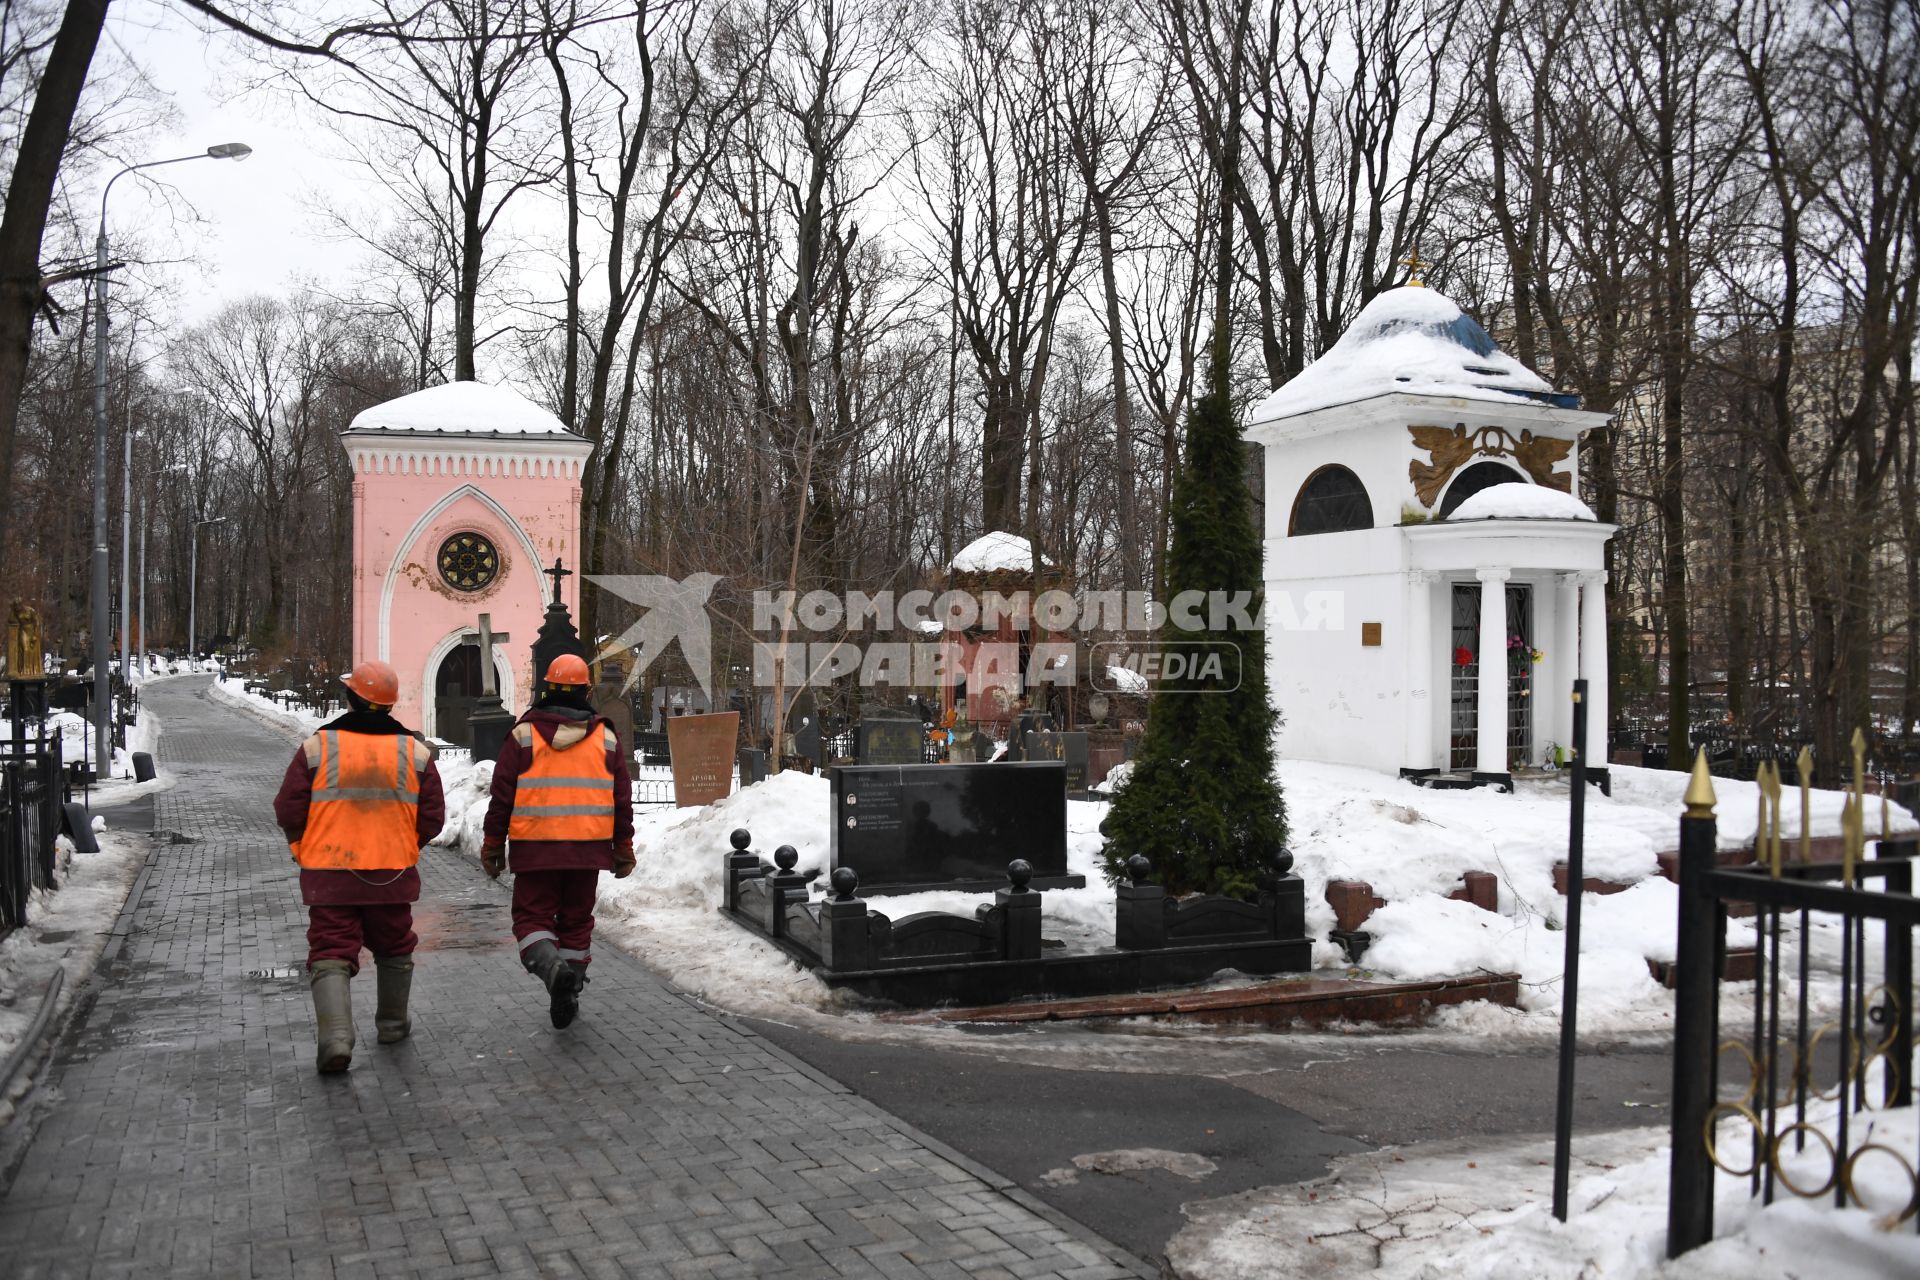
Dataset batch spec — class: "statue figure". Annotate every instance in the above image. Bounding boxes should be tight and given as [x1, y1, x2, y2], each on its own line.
[6, 600, 43, 679]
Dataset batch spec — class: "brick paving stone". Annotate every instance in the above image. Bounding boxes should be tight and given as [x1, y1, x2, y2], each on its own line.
[0, 680, 1152, 1280]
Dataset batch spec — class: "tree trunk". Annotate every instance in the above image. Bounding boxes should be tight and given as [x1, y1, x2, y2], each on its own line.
[0, 0, 111, 563]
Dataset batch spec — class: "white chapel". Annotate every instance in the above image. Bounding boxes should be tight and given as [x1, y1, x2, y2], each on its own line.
[1247, 283, 1617, 789]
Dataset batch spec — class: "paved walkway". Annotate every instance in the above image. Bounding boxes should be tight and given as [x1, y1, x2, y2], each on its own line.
[0, 679, 1148, 1280]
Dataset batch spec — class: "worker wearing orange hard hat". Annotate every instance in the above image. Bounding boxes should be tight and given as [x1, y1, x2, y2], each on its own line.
[273, 660, 445, 1074]
[482, 651, 634, 1028]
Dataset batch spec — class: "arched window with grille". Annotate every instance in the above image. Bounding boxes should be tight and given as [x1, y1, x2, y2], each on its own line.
[1288, 465, 1375, 536]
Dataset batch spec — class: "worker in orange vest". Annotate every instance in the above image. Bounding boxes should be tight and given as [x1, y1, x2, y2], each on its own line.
[274, 660, 445, 1074]
[481, 653, 635, 1027]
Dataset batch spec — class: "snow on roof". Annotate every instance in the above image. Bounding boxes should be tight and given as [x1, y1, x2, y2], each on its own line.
[1248, 287, 1559, 424]
[949, 530, 1051, 574]
[345, 380, 578, 438]
[1104, 664, 1149, 694]
[1447, 484, 1595, 522]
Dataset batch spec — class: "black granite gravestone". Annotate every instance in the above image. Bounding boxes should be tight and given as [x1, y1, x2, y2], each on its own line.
[737, 747, 769, 787]
[830, 761, 1085, 895]
[857, 707, 922, 766]
[787, 689, 822, 765]
[1024, 729, 1090, 795]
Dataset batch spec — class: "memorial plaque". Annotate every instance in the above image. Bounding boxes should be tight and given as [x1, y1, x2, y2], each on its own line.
[857, 708, 923, 766]
[667, 711, 739, 807]
[830, 761, 1084, 895]
[787, 689, 822, 765]
[1024, 729, 1090, 794]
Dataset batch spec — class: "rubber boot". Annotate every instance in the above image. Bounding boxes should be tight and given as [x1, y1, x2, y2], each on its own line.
[374, 956, 413, 1044]
[309, 960, 355, 1074]
[521, 939, 581, 1029]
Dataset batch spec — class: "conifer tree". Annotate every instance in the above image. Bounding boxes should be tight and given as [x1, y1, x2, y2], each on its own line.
[1101, 0, 1286, 896]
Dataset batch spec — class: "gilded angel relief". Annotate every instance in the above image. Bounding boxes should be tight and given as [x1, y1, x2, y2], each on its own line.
[1408, 424, 1574, 508]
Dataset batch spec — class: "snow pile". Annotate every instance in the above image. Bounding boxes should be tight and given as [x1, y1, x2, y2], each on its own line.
[949, 530, 1049, 575]
[208, 677, 326, 737]
[346, 379, 574, 438]
[1169, 1100, 1920, 1280]
[0, 828, 147, 1122]
[1249, 287, 1555, 423]
[1279, 759, 1904, 1032]
[429, 754, 493, 852]
[1448, 484, 1597, 521]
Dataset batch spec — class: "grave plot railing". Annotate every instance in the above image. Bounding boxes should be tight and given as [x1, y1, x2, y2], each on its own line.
[721, 827, 1306, 979]
[1666, 738, 1919, 1257]
[722, 830, 1039, 971]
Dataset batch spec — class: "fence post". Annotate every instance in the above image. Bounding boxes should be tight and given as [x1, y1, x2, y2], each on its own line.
[1552, 680, 1590, 1222]
[1874, 839, 1914, 1110]
[1667, 749, 1720, 1258]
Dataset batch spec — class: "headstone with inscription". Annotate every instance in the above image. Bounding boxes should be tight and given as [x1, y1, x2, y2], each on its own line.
[667, 711, 739, 807]
[830, 761, 1083, 895]
[1023, 729, 1090, 795]
[857, 706, 922, 766]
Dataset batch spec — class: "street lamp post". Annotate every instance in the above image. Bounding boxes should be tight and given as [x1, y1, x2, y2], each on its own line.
[138, 496, 147, 680]
[120, 427, 138, 684]
[92, 142, 251, 775]
[190, 516, 228, 663]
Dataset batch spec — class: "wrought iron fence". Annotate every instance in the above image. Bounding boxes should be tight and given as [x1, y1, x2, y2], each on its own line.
[1666, 734, 1918, 1256]
[0, 733, 65, 935]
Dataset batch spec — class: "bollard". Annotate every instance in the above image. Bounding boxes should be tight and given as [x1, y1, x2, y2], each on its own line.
[62, 801, 99, 853]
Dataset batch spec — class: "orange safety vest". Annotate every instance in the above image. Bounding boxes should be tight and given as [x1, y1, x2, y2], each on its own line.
[292, 730, 429, 870]
[507, 721, 618, 842]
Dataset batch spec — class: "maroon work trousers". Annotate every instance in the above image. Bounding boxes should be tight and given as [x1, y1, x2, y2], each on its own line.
[307, 904, 417, 973]
[511, 869, 599, 965]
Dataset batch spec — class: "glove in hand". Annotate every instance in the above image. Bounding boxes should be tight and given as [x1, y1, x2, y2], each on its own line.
[613, 838, 636, 880]
[481, 841, 506, 880]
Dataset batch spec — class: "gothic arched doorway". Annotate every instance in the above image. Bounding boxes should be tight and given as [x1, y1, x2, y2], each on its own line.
[433, 643, 483, 747]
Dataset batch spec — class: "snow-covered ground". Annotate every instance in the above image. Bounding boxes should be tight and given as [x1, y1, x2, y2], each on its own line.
[413, 750, 1918, 1046]
[42, 701, 171, 808]
[0, 826, 148, 1123]
[1169, 1095, 1919, 1280]
[207, 675, 327, 737]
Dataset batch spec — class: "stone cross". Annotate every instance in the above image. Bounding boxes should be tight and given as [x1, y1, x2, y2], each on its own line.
[461, 612, 510, 699]
[544, 557, 572, 604]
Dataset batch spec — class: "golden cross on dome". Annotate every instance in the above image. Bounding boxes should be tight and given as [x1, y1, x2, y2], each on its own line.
[1403, 246, 1429, 287]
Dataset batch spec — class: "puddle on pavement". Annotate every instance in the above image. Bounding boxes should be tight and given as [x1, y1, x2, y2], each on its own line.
[413, 901, 508, 951]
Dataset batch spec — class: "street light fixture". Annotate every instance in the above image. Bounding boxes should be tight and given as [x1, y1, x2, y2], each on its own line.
[190, 516, 229, 663]
[92, 142, 251, 774]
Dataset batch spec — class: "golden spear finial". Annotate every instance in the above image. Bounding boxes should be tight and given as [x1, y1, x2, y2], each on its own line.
[1403, 245, 1429, 288]
[1684, 748, 1717, 819]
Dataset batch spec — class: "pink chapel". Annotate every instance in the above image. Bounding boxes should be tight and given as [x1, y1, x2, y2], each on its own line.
[342, 381, 595, 743]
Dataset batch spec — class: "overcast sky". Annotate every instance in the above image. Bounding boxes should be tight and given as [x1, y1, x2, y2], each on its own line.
[112, 1, 362, 320]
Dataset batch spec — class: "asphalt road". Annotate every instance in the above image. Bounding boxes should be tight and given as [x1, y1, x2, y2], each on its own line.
[748, 1016, 1676, 1266]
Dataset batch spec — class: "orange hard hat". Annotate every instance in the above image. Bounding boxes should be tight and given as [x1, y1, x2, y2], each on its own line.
[544, 654, 590, 687]
[340, 660, 400, 706]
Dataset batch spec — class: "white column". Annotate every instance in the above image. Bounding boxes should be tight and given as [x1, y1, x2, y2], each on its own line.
[1475, 567, 1511, 776]
[1580, 570, 1610, 766]
[1554, 573, 1580, 759]
[1403, 571, 1436, 770]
